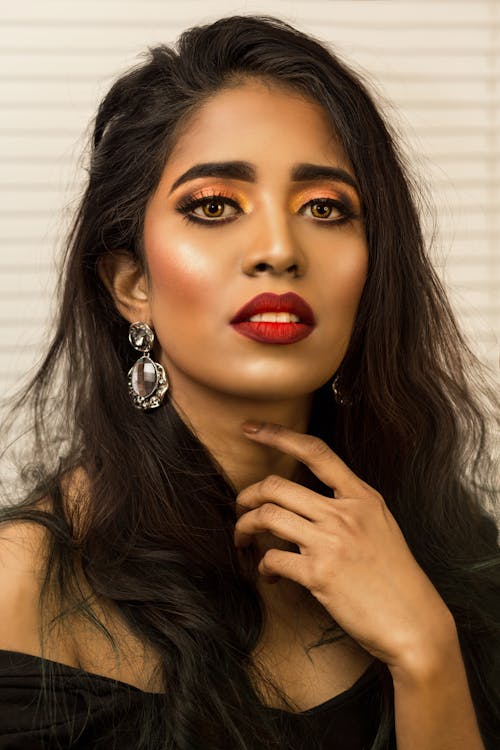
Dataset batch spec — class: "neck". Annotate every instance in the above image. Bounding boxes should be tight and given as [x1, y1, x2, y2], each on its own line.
[168, 376, 323, 606]
[170, 378, 313, 494]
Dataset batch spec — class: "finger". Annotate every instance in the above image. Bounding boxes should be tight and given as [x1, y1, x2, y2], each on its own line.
[242, 421, 363, 498]
[234, 503, 315, 549]
[236, 474, 328, 520]
[257, 547, 311, 589]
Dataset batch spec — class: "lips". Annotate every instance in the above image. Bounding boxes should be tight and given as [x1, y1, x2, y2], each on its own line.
[230, 292, 316, 345]
[230, 292, 316, 326]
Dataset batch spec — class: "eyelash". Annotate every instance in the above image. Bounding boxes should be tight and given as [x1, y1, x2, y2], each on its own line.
[175, 191, 358, 227]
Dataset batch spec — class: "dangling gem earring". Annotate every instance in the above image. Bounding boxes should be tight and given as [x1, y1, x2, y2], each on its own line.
[331, 373, 352, 406]
[128, 322, 169, 410]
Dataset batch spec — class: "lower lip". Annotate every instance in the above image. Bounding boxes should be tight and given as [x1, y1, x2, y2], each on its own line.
[230, 321, 314, 344]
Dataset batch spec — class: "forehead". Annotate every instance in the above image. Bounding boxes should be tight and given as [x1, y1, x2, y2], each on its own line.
[166, 79, 350, 172]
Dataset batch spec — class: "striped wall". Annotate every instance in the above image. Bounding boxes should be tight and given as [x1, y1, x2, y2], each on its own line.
[0, 0, 498, 396]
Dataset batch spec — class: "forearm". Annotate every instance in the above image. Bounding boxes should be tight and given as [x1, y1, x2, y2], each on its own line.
[390, 624, 485, 750]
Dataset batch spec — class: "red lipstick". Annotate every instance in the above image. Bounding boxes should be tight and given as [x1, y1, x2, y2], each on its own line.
[230, 292, 316, 345]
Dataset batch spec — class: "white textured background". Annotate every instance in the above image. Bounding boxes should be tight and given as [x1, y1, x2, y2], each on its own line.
[0, 0, 499, 395]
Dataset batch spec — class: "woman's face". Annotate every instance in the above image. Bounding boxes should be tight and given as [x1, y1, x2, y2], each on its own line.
[142, 80, 368, 401]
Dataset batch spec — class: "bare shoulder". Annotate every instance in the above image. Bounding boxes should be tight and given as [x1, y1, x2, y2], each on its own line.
[0, 470, 91, 665]
[0, 462, 90, 570]
[0, 501, 77, 663]
[0, 475, 164, 691]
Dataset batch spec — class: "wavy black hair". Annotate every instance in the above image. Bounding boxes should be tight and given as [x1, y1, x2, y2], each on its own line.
[1, 14, 499, 750]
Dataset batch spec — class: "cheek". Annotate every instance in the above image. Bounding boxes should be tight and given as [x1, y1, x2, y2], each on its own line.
[323, 236, 368, 312]
[339, 250, 368, 302]
[145, 230, 216, 311]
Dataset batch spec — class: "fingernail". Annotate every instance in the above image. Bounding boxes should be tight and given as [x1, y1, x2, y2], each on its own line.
[242, 420, 265, 434]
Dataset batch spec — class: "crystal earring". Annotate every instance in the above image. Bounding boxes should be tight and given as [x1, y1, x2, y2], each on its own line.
[331, 373, 352, 406]
[128, 322, 169, 410]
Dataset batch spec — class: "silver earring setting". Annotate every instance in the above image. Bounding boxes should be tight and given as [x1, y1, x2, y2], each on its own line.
[128, 322, 169, 410]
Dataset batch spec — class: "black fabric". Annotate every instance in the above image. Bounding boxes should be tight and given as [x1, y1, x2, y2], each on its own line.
[0, 649, 386, 749]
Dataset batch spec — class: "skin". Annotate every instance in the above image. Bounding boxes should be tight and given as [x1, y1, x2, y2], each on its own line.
[102, 79, 485, 746]
[101, 79, 367, 496]
[235, 422, 484, 750]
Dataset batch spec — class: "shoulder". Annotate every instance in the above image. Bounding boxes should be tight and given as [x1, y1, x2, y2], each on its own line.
[0, 496, 99, 670]
[0, 508, 51, 652]
[0, 462, 90, 579]
[0, 496, 79, 663]
[0, 476, 164, 692]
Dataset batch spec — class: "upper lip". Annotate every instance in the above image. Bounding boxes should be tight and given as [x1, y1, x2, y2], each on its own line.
[230, 292, 316, 325]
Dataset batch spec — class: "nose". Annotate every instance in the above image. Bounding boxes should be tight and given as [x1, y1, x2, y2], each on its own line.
[241, 204, 306, 278]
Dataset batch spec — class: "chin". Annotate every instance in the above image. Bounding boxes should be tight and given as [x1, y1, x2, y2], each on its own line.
[216, 379, 319, 401]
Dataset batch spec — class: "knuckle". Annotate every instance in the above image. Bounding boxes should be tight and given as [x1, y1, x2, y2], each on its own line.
[323, 504, 340, 524]
[259, 503, 282, 523]
[261, 474, 283, 495]
[369, 494, 384, 515]
[234, 514, 248, 532]
[307, 436, 331, 461]
[261, 547, 280, 569]
[341, 512, 363, 534]
[323, 506, 358, 540]
[359, 480, 384, 505]
[309, 556, 331, 589]
[236, 491, 250, 507]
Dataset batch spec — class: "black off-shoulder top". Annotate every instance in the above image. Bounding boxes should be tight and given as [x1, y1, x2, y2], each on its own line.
[0, 649, 390, 749]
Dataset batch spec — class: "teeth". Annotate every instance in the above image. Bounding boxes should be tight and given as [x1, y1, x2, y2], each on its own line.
[248, 312, 301, 323]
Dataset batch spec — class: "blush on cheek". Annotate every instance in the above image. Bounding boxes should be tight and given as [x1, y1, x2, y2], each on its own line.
[146, 238, 214, 304]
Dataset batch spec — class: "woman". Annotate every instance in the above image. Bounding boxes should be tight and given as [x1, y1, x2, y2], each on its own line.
[0, 14, 498, 750]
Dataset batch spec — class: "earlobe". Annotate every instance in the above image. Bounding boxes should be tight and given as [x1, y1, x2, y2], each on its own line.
[98, 251, 151, 323]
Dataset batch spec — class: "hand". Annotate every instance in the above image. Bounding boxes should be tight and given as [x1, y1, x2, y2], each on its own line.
[234, 421, 456, 674]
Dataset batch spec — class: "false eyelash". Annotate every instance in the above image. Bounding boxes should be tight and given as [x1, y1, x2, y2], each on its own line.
[298, 197, 359, 225]
[175, 191, 242, 225]
[175, 192, 360, 227]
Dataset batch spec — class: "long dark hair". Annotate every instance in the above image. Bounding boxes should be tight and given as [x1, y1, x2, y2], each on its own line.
[1, 14, 499, 750]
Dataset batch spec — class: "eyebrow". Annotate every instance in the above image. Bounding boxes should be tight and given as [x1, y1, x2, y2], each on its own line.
[168, 160, 359, 194]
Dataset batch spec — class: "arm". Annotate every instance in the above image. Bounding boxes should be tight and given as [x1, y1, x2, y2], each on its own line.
[390, 621, 485, 750]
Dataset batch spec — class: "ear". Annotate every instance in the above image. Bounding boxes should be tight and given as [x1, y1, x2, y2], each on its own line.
[98, 251, 151, 324]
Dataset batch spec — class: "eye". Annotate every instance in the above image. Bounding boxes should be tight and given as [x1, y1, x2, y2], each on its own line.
[299, 198, 357, 224]
[175, 192, 241, 225]
[175, 192, 359, 227]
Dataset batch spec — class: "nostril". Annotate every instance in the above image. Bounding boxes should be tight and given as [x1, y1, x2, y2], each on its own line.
[251, 261, 300, 276]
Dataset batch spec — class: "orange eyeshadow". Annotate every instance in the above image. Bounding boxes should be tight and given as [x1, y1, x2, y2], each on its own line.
[186, 183, 250, 209]
[290, 187, 358, 212]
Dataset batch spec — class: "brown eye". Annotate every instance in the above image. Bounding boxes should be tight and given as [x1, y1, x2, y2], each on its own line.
[190, 196, 240, 221]
[201, 200, 225, 218]
[176, 192, 242, 226]
[309, 202, 341, 219]
[299, 197, 357, 226]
